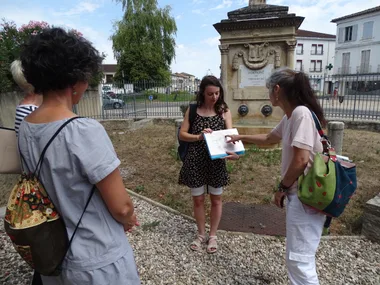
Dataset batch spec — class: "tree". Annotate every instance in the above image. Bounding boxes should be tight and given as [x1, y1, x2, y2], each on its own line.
[0, 20, 104, 94]
[112, 0, 177, 83]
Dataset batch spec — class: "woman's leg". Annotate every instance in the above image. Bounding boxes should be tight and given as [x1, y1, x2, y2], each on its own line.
[209, 190, 223, 237]
[191, 186, 206, 236]
[286, 194, 325, 285]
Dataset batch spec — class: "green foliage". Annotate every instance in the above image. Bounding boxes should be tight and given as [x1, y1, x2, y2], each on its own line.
[0, 19, 101, 93]
[112, 0, 177, 83]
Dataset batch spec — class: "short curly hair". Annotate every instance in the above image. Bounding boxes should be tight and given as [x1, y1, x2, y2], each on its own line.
[20, 27, 102, 94]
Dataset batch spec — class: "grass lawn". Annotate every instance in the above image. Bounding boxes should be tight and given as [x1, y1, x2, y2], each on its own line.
[107, 121, 380, 236]
[1, 121, 378, 236]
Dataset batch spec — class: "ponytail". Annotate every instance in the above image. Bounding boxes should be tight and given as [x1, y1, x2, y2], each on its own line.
[293, 72, 326, 127]
[267, 68, 327, 127]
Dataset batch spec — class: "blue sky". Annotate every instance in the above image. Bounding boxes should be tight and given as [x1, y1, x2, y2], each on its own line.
[0, 0, 378, 79]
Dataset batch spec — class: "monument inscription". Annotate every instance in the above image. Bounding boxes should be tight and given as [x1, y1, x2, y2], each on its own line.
[239, 64, 273, 88]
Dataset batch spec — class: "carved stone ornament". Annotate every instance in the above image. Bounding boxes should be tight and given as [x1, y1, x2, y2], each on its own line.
[219, 44, 229, 54]
[286, 40, 297, 50]
[232, 42, 281, 70]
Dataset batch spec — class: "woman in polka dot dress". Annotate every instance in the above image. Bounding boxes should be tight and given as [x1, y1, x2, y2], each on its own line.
[178, 75, 239, 254]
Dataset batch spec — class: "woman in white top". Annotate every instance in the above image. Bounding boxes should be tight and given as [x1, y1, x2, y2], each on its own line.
[227, 68, 326, 285]
[10, 59, 43, 135]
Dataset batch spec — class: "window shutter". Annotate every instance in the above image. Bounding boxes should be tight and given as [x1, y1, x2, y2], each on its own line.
[352, 24, 358, 41]
[338, 28, 344, 43]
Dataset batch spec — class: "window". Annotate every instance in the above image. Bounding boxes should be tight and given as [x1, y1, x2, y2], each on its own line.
[343, 25, 358, 42]
[310, 60, 316, 72]
[345, 26, 353, 41]
[105, 74, 114, 84]
[360, 50, 371, 73]
[317, 45, 323, 55]
[296, 44, 303, 55]
[362, 21, 374, 40]
[296, 60, 303, 71]
[316, 60, 322, 72]
[311, 44, 317, 55]
[342, 53, 350, 74]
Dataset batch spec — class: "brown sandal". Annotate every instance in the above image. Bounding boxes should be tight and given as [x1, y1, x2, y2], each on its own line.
[207, 236, 218, 254]
[190, 234, 206, 251]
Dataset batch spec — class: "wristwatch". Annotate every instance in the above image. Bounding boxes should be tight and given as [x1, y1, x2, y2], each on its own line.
[277, 181, 290, 193]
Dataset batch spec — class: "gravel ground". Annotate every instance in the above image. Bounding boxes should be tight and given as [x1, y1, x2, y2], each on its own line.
[1, 196, 380, 285]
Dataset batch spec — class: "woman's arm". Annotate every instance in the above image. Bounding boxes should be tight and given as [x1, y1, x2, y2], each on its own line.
[178, 108, 204, 142]
[274, 146, 310, 208]
[281, 147, 310, 187]
[224, 109, 233, 129]
[226, 132, 281, 146]
[96, 168, 136, 229]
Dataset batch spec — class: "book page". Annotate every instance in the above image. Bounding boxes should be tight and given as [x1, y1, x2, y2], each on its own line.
[203, 128, 245, 160]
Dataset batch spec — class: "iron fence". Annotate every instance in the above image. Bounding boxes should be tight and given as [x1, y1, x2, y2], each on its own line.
[316, 73, 380, 121]
[75, 73, 380, 122]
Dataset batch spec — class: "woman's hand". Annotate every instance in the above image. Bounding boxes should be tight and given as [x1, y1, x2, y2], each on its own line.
[123, 213, 139, 232]
[223, 151, 240, 160]
[198, 128, 213, 141]
[225, 135, 240, 144]
[274, 191, 286, 208]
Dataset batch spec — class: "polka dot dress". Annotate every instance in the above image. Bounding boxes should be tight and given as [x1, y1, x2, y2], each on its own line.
[178, 113, 229, 188]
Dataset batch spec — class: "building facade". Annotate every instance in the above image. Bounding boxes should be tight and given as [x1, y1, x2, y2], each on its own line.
[294, 29, 336, 93]
[332, 6, 380, 75]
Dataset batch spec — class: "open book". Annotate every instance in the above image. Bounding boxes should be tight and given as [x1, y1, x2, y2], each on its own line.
[203, 128, 245, 160]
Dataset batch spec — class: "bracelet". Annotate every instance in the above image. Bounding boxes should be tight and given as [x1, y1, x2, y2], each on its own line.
[277, 181, 290, 193]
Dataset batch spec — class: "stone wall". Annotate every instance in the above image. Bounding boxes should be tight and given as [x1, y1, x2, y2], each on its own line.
[0, 89, 101, 128]
[0, 91, 25, 128]
[362, 194, 380, 243]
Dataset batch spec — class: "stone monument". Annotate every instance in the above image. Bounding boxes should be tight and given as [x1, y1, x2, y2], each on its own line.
[214, 0, 304, 138]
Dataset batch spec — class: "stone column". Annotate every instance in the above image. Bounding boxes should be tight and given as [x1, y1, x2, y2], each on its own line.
[327, 121, 345, 155]
[219, 44, 229, 90]
[286, 40, 297, 69]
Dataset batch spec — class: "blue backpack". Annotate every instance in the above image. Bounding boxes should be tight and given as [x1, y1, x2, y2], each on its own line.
[178, 104, 197, 162]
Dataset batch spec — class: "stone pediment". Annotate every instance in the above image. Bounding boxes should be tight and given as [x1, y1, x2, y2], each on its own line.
[227, 5, 292, 21]
[214, 2, 304, 33]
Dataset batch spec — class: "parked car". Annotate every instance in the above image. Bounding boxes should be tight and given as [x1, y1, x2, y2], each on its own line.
[102, 95, 125, 109]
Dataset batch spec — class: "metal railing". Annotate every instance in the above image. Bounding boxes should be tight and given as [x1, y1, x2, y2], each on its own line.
[338, 66, 351, 75]
[317, 73, 380, 122]
[356, 65, 372, 74]
[74, 74, 380, 122]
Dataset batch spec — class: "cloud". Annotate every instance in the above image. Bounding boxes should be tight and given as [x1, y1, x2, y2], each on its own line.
[171, 43, 221, 79]
[201, 36, 220, 47]
[192, 9, 204, 15]
[175, 14, 182, 20]
[0, 2, 115, 64]
[53, 1, 101, 16]
[192, 0, 205, 4]
[210, 0, 233, 10]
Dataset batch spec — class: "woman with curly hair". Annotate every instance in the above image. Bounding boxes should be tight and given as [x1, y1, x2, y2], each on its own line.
[18, 28, 140, 285]
[178, 75, 238, 254]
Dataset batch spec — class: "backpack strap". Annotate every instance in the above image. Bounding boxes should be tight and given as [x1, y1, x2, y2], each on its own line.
[34, 117, 82, 177]
[310, 111, 333, 156]
[188, 103, 197, 133]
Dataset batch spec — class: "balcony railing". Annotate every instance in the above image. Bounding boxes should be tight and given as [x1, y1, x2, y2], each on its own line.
[309, 67, 323, 73]
[357, 65, 372, 74]
[311, 50, 324, 55]
[337, 66, 351, 75]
